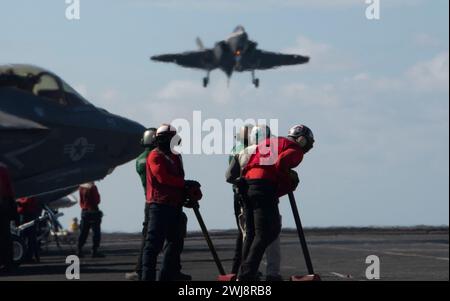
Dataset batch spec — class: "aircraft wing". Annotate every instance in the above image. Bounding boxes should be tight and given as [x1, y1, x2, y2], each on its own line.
[245, 50, 310, 70]
[0, 111, 48, 131]
[47, 195, 78, 210]
[32, 186, 79, 206]
[151, 49, 217, 70]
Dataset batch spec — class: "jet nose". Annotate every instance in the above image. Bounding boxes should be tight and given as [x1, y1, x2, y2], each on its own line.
[120, 118, 146, 163]
[106, 115, 146, 166]
[120, 117, 146, 138]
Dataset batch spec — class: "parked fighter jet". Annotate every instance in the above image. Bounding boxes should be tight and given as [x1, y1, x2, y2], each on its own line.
[151, 25, 310, 87]
[0, 64, 145, 198]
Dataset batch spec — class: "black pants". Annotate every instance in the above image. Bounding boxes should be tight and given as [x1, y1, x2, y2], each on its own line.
[0, 215, 13, 268]
[78, 210, 102, 251]
[231, 191, 244, 274]
[135, 203, 187, 278]
[20, 214, 40, 262]
[141, 203, 185, 281]
[238, 181, 281, 281]
[135, 203, 151, 275]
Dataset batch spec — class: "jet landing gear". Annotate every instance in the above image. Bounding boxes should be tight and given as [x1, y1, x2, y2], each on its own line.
[203, 71, 210, 87]
[251, 70, 259, 88]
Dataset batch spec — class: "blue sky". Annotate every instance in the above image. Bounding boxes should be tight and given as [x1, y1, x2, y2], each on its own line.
[1, 0, 448, 231]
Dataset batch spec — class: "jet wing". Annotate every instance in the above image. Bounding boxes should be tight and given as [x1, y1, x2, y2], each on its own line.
[245, 50, 310, 70]
[0, 111, 48, 131]
[151, 50, 217, 70]
[32, 186, 79, 206]
[47, 195, 78, 210]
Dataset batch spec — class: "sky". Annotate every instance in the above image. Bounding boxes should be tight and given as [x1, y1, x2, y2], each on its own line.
[0, 0, 448, 232]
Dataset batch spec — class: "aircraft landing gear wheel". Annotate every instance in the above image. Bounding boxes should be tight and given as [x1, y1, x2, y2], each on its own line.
[203, 77, 209, 87]
[253, 78, 259, 88]
[12, 234, 25, 266]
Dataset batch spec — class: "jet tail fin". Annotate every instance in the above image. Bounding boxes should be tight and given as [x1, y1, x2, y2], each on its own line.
[196, 37, 205, 50]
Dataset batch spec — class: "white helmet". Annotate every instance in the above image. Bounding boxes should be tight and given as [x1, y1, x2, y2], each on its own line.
[156, 124, 177, 137]
[250, 124, 271, 145]
[156, 123, 181, 148]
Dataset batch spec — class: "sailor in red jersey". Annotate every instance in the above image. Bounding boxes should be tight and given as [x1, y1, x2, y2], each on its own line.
[0, 163, 18, 271]
[141, 124, 188, 281]
[16, 197, 41, 218]
[237, 124, 315, 281]
[77, 182, 105, 258]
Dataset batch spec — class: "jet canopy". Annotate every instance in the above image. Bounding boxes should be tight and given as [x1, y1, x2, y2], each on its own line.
[0, 64, 91, 107]
[233, 25, 246, 34]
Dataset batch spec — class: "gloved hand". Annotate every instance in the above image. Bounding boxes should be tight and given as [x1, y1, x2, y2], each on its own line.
[184, 180, 203, 208]
[233, 178, 249, 206]
[183, 199, 198, 209]
[289, 170, 300, 191]
[185, 180, 201, 190]
[235, 177, 245, 187]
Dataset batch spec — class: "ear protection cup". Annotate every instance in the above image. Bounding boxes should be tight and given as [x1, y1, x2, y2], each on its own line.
[237, 124, 254, 146]
[298, 136, 308, 148]
[239, 126, 250, 144]
[172, 134, 182, 146]
[141, 128, 157, 147]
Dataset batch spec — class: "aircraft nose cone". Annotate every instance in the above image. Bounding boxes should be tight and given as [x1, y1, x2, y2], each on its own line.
[120, 118, 146, 162]
[121, 117, 146, 138]
[106, 116, 146, 166]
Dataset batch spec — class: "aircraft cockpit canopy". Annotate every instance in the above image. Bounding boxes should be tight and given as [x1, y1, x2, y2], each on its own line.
[0, 64, 91, 107]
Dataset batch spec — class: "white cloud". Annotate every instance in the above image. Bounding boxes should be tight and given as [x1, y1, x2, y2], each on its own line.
[352, 72, 370, 81]
[407, 51, 449, 92]
[413, 33, 442, 48]
[340, 52, 449, 94]
[100, 89, 120, 102]
[345, 73, 405, 92]
[280, 83, 340, 108]
[156, 80, 205, 100]
[154, 78, 256, 105]
[283, 35, 353, 71]
[139, 79, 238, 125]
[284, 35, 331, 58]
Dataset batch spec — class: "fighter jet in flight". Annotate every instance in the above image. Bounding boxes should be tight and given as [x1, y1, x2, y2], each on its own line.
[0, 64, 145, 198]
[151, 25, 310, 87]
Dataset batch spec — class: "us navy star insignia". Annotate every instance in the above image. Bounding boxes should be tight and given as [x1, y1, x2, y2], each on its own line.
[64, 137, 95, 162]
